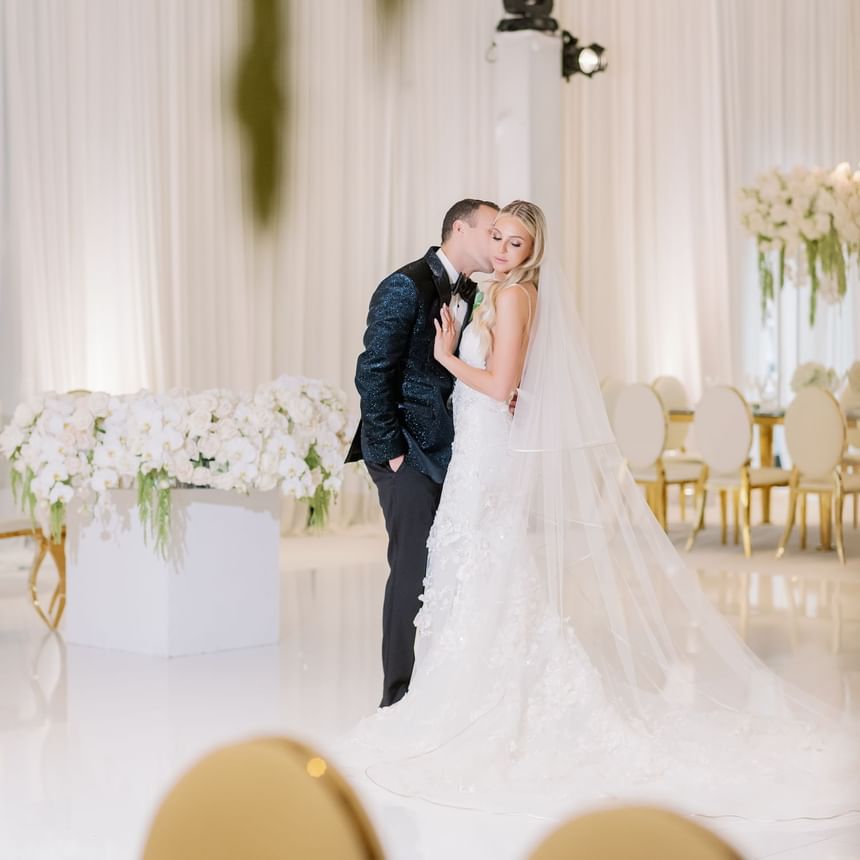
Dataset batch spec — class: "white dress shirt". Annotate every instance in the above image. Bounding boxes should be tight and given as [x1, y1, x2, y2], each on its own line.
[435, 248, 468, 333]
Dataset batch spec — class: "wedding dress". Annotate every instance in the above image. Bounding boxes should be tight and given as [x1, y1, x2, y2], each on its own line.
[349, 263, 860, 822]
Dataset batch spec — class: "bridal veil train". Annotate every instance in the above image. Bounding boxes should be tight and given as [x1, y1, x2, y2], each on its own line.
[348, 259, 860, 823]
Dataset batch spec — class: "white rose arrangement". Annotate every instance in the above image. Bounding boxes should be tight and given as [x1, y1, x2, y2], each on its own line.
[739, 163, 860, 324]
[845, 361, 860, 394]
[0, 377, 355, 555]
[789, 362, 840, 394]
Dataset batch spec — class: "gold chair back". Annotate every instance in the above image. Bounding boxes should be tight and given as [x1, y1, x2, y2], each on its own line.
[529, 805, 744, 860]
[141, 737, 384, 860]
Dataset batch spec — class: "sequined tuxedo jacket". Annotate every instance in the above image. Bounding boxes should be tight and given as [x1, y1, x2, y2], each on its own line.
[346, 247, 474, 484]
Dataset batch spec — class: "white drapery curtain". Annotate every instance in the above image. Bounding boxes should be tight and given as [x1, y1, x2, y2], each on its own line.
[717, 0, 860, 404]
[0, 0, 500, 407]
[560, 0, 860, 400]
[2, 0, 859, 514]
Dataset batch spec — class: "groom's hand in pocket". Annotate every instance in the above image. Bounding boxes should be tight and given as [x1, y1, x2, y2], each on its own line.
[389, 455, 405, 472]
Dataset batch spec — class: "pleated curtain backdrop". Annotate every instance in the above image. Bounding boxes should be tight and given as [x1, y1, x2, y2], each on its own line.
[1, 0, 859, 521]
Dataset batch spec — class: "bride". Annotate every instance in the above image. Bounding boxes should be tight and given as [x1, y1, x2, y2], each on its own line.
[350, 200, 859, 821]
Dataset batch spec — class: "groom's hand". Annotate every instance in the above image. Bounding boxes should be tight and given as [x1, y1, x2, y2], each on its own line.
[389, 455, 405, 472]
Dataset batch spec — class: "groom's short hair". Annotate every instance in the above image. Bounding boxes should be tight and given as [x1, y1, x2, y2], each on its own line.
[441, 198, 499, 243]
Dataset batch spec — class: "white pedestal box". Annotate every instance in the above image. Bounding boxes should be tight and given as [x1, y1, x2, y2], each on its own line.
[64, 489, 281, 657]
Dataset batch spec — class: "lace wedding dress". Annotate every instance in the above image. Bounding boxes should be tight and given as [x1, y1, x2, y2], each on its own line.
[349, 266, 860, 822]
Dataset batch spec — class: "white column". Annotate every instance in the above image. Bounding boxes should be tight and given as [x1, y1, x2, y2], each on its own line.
[493, 30, 563, 232]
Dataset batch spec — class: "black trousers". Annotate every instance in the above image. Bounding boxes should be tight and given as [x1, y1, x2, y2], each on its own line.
[366, 460, 443, 707]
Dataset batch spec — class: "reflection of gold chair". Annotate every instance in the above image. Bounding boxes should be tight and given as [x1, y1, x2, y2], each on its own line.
[778, 388, 860, 565]
[142, 738, 384, 860]
[832, 578, 860, 653]
[0, 521, 66, 629]
[529, 805, 744, 860]
[614, 383, 703, 530]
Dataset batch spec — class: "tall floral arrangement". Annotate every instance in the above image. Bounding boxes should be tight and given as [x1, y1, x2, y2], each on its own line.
[0, 377, 353, 556]
[739, 163, 860, 324]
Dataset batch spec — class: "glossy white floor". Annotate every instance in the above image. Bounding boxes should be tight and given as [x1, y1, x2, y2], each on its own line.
[1, 493, 859, 860]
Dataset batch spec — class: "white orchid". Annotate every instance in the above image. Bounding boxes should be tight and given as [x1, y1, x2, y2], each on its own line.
[1, 376, 353, 548]
[740, 163, 860, 324]
[845, 361, 860, 393]
[790, 362, 839, 393]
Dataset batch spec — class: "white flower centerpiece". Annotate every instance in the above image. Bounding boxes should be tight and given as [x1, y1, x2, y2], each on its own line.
[845, 361, 860, 394]
[789, 362, 840, 394]
[841, 361, 860, 414]
[739, 163, 860, 324]
[0, 376, 353, 555]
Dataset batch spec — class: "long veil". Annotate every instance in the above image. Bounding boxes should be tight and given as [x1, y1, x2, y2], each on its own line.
[349, 260, 860, 822]
[509, 260, 839, 723]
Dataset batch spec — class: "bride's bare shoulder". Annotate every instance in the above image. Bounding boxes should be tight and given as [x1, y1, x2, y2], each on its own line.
[498, 282, 537, 312]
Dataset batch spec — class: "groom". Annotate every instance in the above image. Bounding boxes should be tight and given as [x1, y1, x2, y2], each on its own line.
[346, 198, 498, 706]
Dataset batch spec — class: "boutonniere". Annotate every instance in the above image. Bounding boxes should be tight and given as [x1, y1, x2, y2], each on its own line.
[473, 290, 484, 309]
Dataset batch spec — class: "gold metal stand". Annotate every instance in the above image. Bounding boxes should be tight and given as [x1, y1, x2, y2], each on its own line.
[0, 524, 67, 629]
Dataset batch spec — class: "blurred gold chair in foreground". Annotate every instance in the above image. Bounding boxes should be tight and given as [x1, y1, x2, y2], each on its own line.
[141, 737, 384, 860]
[529, 805, 744, 860]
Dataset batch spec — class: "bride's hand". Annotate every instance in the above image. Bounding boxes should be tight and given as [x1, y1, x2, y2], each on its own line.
[433, 305, 457, 362]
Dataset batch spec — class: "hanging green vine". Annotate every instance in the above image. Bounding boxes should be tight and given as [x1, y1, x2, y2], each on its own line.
[377, 0, 406, 24]
[233, 0, 287, 227]
[231, 0, 406, 228]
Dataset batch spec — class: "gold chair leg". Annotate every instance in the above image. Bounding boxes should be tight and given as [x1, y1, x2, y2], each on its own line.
[719, 490, 728, 544]
[853, 492, 857, 529]
[28, 537, 52, 629]
[819, 493, 832, 551]
[679, 484, 687, 522]
[662, 484, 668, 530]
[777, 485, 798, 559]
[835, 483, 845, 565]
[46, 539, 67, 627]
[27, 532, 66, 630]
[741, 477, 752, 559]
[685, 484, 708, 552]
[732, 489, 740, 545]
[799, 493, 807, 550]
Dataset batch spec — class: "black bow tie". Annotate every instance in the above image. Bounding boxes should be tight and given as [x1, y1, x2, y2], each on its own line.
[451, 273, 477, 303]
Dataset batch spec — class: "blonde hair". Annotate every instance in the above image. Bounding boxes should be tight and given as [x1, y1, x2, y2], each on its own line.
[472, 200, 546, 353]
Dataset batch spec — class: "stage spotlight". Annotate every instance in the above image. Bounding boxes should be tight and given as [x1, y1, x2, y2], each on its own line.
[495, 2, 608, 80]
[497, 0, 558, 33]
[561, 32, 607, 79]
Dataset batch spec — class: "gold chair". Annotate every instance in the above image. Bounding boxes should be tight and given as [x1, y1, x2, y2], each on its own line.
[141, 737, 384, 860]
[600, 376, 625, 427]
[839, 386, 860, 528]
[614, 383, 703, 530]
[0, 520, 66, 629]
[529, 805, 744, 860]
[653, 375, 702, 521]
[0, 389, 88, 629]
[777, 388, 860, 564]
[686, 387, 790, 557]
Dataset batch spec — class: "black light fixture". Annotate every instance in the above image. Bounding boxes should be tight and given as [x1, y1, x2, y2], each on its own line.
[561, 32, 607, 80]
[496, 0, 607, 81]
[497, 0, 558, 33]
